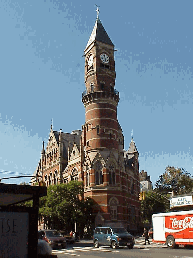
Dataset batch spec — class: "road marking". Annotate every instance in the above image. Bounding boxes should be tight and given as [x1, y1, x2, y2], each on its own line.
[77, 249, 90, 252]
[52, 250, 65, 253]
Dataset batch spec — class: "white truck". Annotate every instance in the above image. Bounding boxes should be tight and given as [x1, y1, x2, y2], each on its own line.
[152, 210, 193, 248]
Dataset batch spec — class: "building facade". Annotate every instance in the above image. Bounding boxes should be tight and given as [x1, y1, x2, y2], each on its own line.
[32, 15, 140, 232]
[140, 170, 153, 192]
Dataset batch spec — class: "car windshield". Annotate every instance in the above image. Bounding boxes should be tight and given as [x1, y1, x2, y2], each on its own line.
[112, 228, 128, 234]
[46, 231, 62, 237]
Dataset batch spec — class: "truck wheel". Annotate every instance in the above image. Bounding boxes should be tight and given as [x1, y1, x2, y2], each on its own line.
[94, 240, 99, 248]
[166, 236, 176, 249]
[111, 241, 117, 249]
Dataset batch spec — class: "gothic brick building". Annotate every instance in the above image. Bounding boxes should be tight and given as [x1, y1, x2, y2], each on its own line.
[32, 14, 140, 232]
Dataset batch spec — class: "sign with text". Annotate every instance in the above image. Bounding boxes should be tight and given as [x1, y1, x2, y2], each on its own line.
[0, 212, 28, 258]
[170, 195, 193, 208]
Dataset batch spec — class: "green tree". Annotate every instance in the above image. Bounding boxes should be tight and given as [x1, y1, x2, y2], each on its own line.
[155, 166, 193, 195]
[39, 181, 95, 235]
[141, 190, 170, 224]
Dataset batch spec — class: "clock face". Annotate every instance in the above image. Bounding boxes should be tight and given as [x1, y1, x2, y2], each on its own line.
[88, 55, 93, 66]
[100, 53, 109, 64]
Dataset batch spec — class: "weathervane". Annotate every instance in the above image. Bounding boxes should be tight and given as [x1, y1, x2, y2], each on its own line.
[95, 4, 100, 19]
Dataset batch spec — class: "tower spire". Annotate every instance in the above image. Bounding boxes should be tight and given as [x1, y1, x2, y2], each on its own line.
[85, 9, 114, 51]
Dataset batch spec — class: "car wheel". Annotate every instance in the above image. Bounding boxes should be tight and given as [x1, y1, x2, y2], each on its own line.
[111, 241, 117, 249]
[166, 236, 176, 249]
[94, 240, 99, 248]
[127, 244, 134, 249]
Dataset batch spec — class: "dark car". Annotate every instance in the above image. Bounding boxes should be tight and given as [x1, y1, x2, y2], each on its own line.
[93, 227, 135, 249]
[60, 231, 75, 244]
[38, 230, 67, 249]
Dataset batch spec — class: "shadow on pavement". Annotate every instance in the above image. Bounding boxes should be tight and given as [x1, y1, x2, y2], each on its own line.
[68, 240, 93, 249]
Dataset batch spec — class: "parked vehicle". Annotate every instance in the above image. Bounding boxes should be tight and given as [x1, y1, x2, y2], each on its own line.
[93, 227, 135, 249]
[60, 231, 75, 244]
[38, 229, 67, 249]
[152, 210, 193, 248]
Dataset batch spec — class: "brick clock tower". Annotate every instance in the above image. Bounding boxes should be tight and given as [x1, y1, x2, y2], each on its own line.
[33, 10, 140, 232]
[82, 12, 140, 229]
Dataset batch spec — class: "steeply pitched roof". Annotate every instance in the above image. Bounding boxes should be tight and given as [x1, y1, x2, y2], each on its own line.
[85, 18, 114, 50]
[62, 131, 81, 159]
[47, 130, 81, 160]
[128, 138, 138, 153]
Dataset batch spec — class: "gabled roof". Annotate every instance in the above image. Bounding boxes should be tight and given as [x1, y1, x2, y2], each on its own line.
[46, 129, 81, 160]
[85, 17, 114, 50]
[62, 131, 81, 159]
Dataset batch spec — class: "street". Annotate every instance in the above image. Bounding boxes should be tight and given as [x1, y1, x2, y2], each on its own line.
[51, 238, 193, 258]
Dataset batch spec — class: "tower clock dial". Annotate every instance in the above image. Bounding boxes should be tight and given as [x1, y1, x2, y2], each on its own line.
[88, 55, 93, 66]
[100, 53, 109, 64]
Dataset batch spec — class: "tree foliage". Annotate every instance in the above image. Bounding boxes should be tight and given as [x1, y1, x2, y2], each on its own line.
[39, 181, 95, 234]
[155, 166, 193, 195]
[141, 190, 170, 224]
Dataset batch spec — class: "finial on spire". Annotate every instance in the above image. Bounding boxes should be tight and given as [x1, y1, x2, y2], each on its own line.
[131, 129, 134, 140]
[95, 4, 100, 19]
[51, 118, 53, 130]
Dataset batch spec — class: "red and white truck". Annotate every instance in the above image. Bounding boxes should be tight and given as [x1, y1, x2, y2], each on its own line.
[152, 210, 193, 248]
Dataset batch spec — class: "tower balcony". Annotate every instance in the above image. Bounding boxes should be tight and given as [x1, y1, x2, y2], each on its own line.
[82, 89, 119, 106]
[82, 88, 119, 101]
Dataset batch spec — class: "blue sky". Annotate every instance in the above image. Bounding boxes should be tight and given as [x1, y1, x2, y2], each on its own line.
[0, 0, 192, 186]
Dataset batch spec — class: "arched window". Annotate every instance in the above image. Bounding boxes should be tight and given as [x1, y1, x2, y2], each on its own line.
[49, 174, 52, 185]
[109, 197, 118, 220]
[90, 83, 94, 92]
[54, 170, 58, 184]
[109, 164, 116, 185]
[94, 161, 103, 185]
[71, 168, 78, 181]
[63, 178, 68, 184]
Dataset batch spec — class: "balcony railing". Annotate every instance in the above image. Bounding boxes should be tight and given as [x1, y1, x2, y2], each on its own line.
[82, 90, 87, 98]
[82, 89, 119, 98]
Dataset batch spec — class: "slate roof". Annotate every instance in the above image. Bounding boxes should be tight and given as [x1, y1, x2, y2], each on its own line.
[62, 132, 81, 159]
[85, 17, 114, 50]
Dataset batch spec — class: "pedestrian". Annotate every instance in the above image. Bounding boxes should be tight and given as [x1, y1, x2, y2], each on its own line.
[143, 227, 150, 245]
